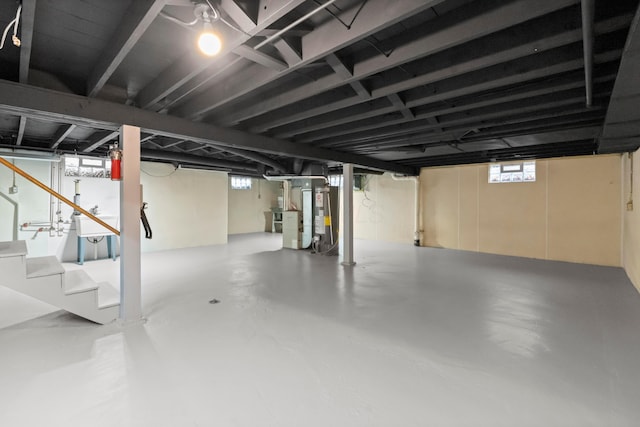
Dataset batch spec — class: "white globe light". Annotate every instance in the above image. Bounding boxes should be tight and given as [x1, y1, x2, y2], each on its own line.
[198, 32, 221, 56]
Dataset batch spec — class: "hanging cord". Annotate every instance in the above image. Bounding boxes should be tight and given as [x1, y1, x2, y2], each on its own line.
[312, 0, 368, 30]
[0, 4, 22, 50]
[204, 0, 252, 36]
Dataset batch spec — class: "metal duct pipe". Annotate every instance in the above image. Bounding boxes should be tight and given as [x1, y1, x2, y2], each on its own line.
[140, 148, 259, 173]
[263, 174, 329, 183]
[581, 0, 595, 107]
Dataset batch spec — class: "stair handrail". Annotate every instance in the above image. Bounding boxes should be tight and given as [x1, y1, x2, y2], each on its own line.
[0, 156, 120, 236]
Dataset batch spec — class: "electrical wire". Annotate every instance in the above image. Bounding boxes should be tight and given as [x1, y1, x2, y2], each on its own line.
[0, 4, 21, 50]
[203, 0, 252, 37]
[311, 0, 368, 30]
[160, 2, 250, 38]
[159, 11, 199, 29]
[141, 164, 178, 178]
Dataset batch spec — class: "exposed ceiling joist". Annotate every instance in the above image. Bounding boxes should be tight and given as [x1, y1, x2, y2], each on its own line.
[387, 94, 414, 120]
[325, 53, 371, 99]
[599, 3, 640, 153]
[172, 0, 446, 119]
[219, 0, 257, 32]
[279, 68, 619, 141]
[349, 105, 603, 151]
[273, 44, 622, 139]
[249, 8, 630, 134]
[81, 130, 119, 152]
[211, 0, 579, 126]
[233, 45, 288, 71]
[273, 38, 302, 65]
[49, 124, 77, 149]
[18, 0, 36, 84]
[0, 80, 415, 174]
[15, 116, 26, 146]
[156, 54, 245, 112]
[135, 0, 306, 109]
[87, 0, 168, 97]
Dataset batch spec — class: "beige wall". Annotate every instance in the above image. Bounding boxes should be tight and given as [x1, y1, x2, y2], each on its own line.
[140, 162, 228, 251]
[353, 173, 415, 243]
[228, 178, 281, 234]
[623, 150, 640, 291]
[421, 154, 622, 266]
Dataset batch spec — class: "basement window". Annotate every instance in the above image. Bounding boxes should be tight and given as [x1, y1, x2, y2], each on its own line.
[329, 174, 364, 190]
[231, 176, 252, 190]
[489, 161, 536, 183]
[64, 155, 112, 179]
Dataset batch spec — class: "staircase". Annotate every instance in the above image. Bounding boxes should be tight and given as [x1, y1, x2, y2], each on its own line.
[0, 240, 119, 324]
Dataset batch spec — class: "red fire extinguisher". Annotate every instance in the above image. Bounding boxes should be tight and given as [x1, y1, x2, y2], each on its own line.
[109, 143, 122, 181]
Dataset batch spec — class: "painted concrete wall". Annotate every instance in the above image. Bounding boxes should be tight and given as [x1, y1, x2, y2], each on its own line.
[622, 149, 640, 291]
[0, 159, 229, 258]
[421, 154, 622, 266]
[353, 173, 415, 244]
[228, 179, 281, 234]
[0, 159, 51, 256]
[139, 163, 228, 251]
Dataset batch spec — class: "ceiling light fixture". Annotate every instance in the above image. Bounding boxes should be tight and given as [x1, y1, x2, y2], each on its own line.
[195, 3, 221, 56]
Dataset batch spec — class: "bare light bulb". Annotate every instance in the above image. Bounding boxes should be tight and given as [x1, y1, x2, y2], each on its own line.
[198, 31, 221, 56]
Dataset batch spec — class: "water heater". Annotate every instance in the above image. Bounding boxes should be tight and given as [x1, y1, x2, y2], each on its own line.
[313, 185, 339, 255]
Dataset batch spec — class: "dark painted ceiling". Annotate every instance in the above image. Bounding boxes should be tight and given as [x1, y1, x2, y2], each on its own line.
[0, 0, 639, 176]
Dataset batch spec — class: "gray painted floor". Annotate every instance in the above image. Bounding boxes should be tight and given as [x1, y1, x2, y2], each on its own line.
[1, 233, 639, 426]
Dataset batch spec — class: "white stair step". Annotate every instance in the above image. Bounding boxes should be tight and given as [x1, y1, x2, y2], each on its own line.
[64, 270, 99, 295]
[97, 282, 120, 309]
[0, 240, 27, 258]
[25, 256, 65, 279]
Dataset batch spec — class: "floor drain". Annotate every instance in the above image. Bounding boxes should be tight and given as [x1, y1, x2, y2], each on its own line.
[209, 298, 220, 304]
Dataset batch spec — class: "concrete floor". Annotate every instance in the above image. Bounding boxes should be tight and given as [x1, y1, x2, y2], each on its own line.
[1, 233, 639, 426]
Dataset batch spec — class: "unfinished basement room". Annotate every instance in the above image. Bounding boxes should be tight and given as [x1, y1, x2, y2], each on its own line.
[1, 0, 640, 425]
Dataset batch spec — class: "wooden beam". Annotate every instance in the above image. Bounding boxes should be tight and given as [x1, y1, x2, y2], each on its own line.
[0, 80, 416, 174]
[19, 0, 36, 84]
[87, 0, 168, 97]
[81, 130, 119, 152]
[16, 116, 27, 146]
[49, 124, 77, 149]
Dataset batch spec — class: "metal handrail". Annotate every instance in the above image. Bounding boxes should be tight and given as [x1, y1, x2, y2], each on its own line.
[0, 156, 120, 236]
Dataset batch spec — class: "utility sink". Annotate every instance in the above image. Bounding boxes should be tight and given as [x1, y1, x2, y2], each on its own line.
[75, 215, 119, 237]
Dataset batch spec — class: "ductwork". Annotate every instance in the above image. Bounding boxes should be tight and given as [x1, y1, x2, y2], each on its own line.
[140, 148, 259, 173]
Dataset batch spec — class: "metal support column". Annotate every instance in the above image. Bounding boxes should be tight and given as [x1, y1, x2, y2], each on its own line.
[341, 163, 355, 266]
[119, 125, 142, 322]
